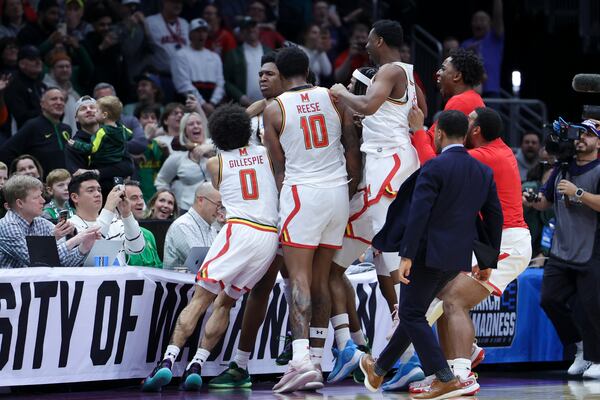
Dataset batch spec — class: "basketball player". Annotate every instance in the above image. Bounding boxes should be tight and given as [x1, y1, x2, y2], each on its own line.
[263, 46, 361, 393]
[141, 104, 279, 392]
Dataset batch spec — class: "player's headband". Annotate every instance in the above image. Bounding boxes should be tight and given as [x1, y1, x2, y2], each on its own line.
[352, 69, 372, 87]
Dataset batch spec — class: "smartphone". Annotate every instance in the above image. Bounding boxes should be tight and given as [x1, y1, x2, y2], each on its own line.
[57, 22, 67, 36]
[59, 209, 69, 223]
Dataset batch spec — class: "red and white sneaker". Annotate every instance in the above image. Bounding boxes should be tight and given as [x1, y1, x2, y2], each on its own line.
[409, 374, 436, 394]
[470, 343, 485, 369]
[273, 356, 321, 393]
[458, 372, 480, 396]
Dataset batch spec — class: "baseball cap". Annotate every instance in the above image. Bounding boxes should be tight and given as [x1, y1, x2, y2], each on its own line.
[65, 0, 84, 8]
[581, 119, 600, 137]
[75, 95, 97, 113]
[189, 18, 209, 32]
[134, 72, 161, 88]
[239, 16, 258, 30]
[18, 45, 41, 61]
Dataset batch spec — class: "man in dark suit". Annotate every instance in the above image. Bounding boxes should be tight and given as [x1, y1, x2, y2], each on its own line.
[359, 110, 503, 399]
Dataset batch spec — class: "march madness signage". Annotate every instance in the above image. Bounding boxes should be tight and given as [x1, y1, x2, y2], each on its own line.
[0, 267, 391, 386]
[471, 280, 518, 347]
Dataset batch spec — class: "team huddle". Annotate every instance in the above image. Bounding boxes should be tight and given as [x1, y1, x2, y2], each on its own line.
[141, 19, 532, 399]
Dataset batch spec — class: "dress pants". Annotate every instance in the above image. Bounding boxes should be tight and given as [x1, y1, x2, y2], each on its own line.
[540, 257, 600, 362]
[376, 265, 459, 375]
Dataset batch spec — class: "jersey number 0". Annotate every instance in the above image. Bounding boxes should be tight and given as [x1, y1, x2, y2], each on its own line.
[239, 169, 259, 200]
[300, 114, 329, 150]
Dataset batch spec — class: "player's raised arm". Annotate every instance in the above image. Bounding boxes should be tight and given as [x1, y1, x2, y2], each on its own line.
[262, 99, 285, 192]
[330, 64, 406, 116]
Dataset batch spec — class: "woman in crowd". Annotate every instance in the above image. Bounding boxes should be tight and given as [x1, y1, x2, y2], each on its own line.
[153, 102, 185, 152]
[154, 110, 213, 212]
[144, 189, 178, 220]
[9, 154, 43, 179]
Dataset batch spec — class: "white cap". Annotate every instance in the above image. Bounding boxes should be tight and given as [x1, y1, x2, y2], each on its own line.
[189, 18, 209, 32]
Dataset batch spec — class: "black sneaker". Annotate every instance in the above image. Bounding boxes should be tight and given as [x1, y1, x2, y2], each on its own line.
[209, 362, 252, 388]
[141, 358, 173, 392]
[179, 362, 203, 391]
[276, 332, 293, 366]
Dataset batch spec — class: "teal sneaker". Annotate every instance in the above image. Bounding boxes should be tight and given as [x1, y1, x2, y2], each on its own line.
[141, 358, 173, 392]
[179, 362, 202, 391]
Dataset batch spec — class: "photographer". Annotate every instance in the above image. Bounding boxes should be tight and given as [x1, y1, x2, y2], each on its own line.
[525, 119, 600, 379]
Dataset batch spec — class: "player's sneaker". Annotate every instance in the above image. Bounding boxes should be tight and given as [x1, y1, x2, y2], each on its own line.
[411, 374, 480, 399]
[276, 332, 293, 366]
[359, 353, 384, 392]
[352, 343, 371, 384]
[583, 363, 600, 379]
[385, 304, 399, 341]
[470, 343, 485, 369]
[300, 366, 324, 391]
[179, 362, 202, 391]
[327, 339, 363, 383]
[209, 362, 251, 388]
[273, 355, 321, 393]
[141, 358, 173, 392]
[409, 374, 436, 394]
[382, 353, 425, 391]
[569, 343, 592, 375]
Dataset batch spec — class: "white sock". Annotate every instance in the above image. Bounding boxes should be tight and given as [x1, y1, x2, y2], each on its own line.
[399, 344, 415, 364]
[163, 345, 180, 363]
[334, 327, 351, 350]
[189, 348, 211, 369]
[282, 278, 292, 306]
[351, 330, 367, 346]
[233, 349, 251, 369]
[292, 339, 310, 362]
[310, 346, 324, 368]
[451, 358, 471, 380]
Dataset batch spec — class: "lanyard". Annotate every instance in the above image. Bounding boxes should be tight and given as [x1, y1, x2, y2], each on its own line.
[162, 15, 184, 48]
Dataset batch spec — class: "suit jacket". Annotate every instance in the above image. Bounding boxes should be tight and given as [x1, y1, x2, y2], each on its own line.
[223, 44, 271, 102]
[374, 146, 503, 271]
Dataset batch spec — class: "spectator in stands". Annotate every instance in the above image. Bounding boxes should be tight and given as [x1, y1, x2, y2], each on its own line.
[155, 111, 212, 211]
[145, 188, 178, 219]
[42, 168, 74, 220]
[115, 0, 150, 86]
[68, 171, 146, 258]
[334, 23, 369, 84]
[0, 0, 26, 38]
[93, 82, 148, 156]
[0, 37, 18, 75]
[123, 72, 163, 116]
[461, 0, 504, 97]
[171, 18, 224, 117]
[218, 0, 249, 29]
[300, 23, 332, 84]
[0, 175, 100, 269]
[247, 0, 285, 49]
[17, 0, 61, 54]
[83, 5, 126, 96]
[312, 0, 344, 52]
[145, 0, 189, 101]
[0, 71, 11, 143]
[43, 51, 80, 132]
[163, 182, 220, 269]
[123, 179, 162, 267]
[0, 88, 71, 179]
[65, 0, 92, 42]
[223, 17, 270, 106]
[0, 161, 7, 187]
[203, 4, 237, 57]
[133, 103, 169, 202]
[5, 45, 46, 128]
[443, 36, 460, 59]
[153, 101, 184, 151]
[516, 131, 541, 181]
[65, 96, 134, 197]
[9, 154, 42, 178]
[67, 95, 134, 180]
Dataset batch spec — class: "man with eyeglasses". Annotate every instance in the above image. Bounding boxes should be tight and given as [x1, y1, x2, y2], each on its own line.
[163, 181, 221, 270]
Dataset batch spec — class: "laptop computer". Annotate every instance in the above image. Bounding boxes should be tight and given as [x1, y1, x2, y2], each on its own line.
[26, 236, 61, 267]
[83, 240, 126, 267]
[183, 247, 210, 274]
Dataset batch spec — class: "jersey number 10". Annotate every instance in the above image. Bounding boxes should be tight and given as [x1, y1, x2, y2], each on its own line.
[239, 169, 259, 200]
[300, 114, 329, 150]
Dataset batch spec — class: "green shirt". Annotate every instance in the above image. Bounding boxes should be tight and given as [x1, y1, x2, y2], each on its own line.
[126, 227, 162, 268]
[138, 139, 168, 202]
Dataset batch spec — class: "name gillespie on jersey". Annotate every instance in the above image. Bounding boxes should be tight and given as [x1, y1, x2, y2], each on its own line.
[229, 155, 265, 168]
[296, 102, 321, 114]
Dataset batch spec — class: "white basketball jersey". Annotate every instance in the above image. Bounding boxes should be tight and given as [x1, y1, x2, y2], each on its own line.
[276, 86, 347, 187]
[361, 62, 417, 156]
[218, 145, 279, 228]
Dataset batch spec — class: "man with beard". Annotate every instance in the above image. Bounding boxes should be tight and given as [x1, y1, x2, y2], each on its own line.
[516, 132, 541, 181]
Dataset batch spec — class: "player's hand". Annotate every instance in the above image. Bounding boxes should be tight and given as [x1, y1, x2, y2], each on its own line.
[396, 258, 412, 285]
[329, 83, 347, 100]
[408, 105, 425, 132]
[557, 179, 577, 197]
[0, 73, 11, 92]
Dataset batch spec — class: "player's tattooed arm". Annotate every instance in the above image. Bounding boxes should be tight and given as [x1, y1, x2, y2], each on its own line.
[262, 100, 286, 192]
[339, 102, 362, 198]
